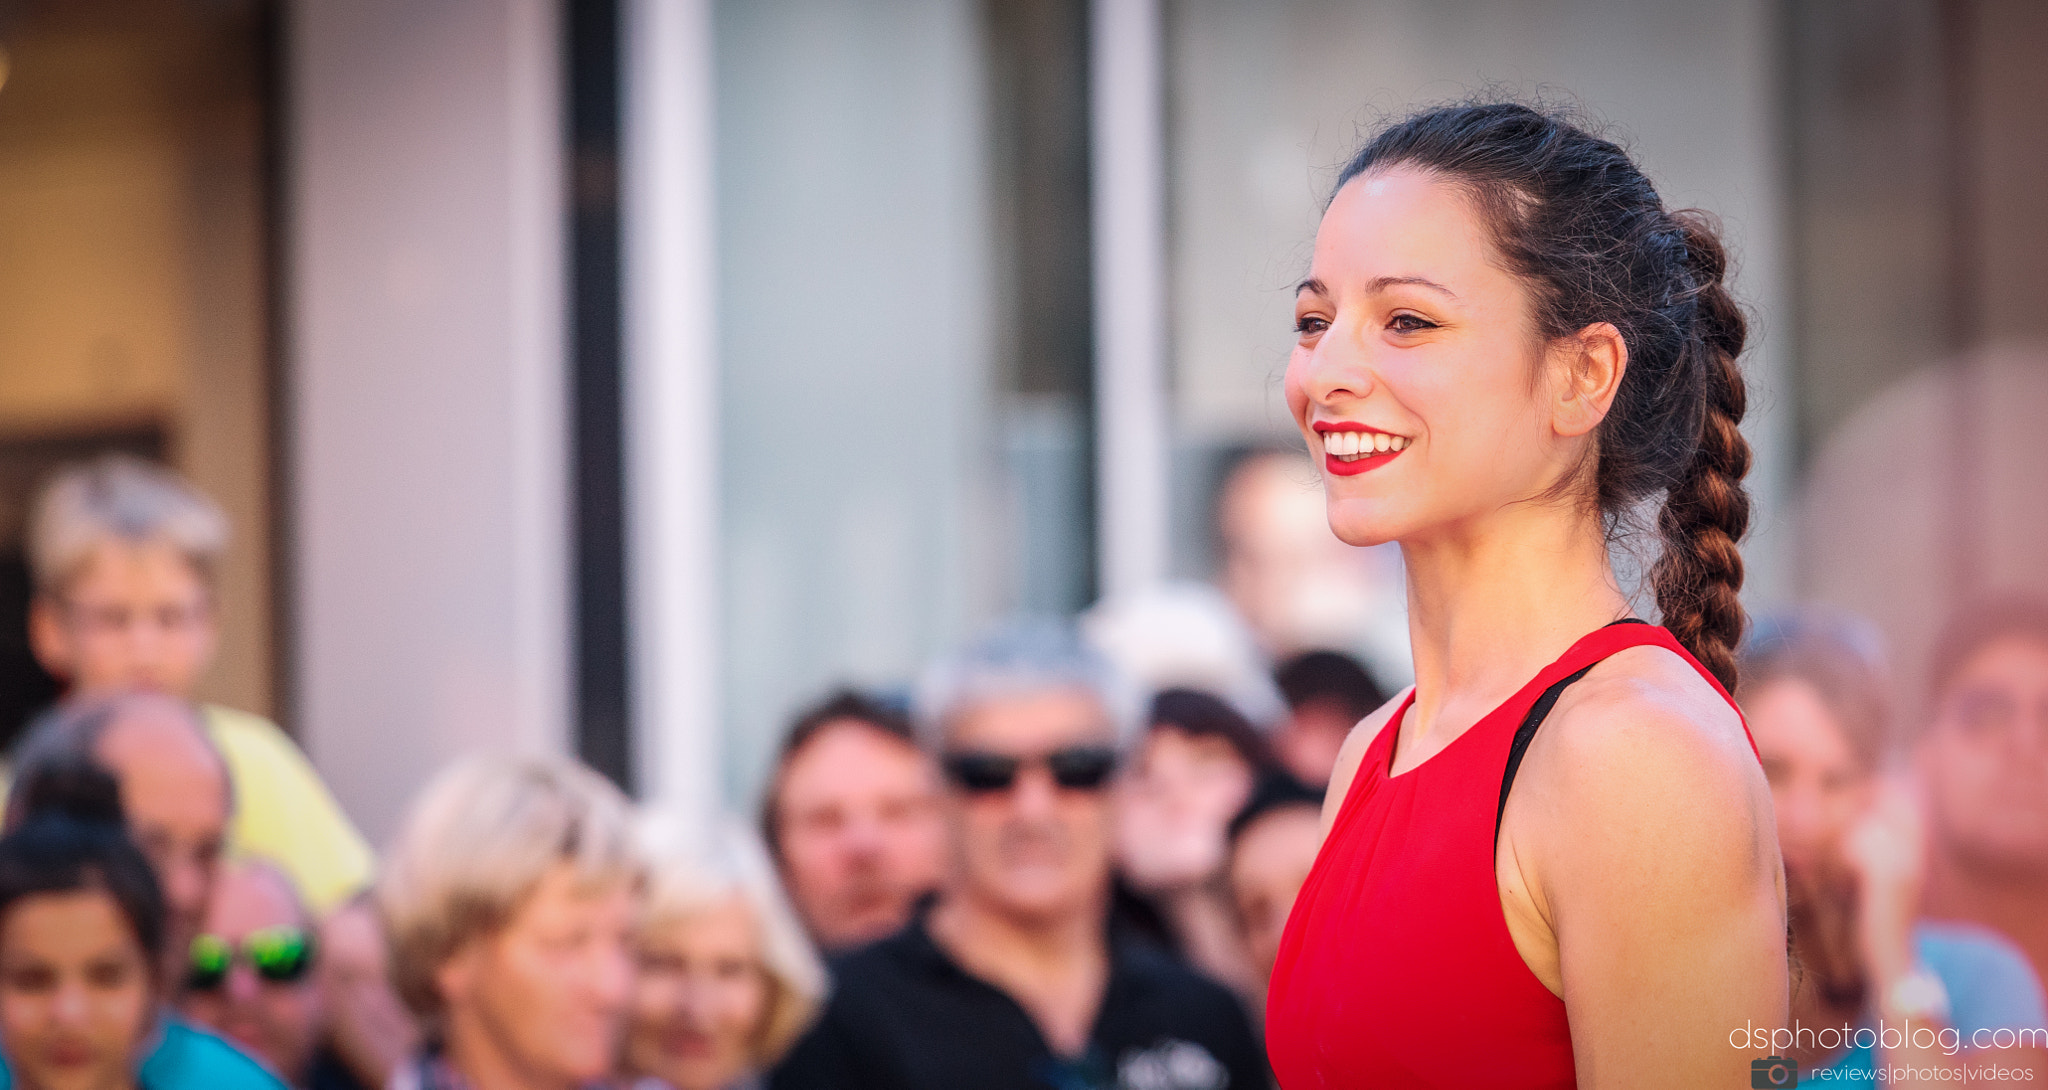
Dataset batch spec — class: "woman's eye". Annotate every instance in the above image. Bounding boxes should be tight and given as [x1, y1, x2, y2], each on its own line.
[85, 960, 135, 989]
[3, 968, 55, 994]
[1387, 313, 1437, 333]
[1294, 315, 1328, 336]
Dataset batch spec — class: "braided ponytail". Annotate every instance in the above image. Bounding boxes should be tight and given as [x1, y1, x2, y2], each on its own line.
[1337, 104, 1754, 688]
[1648, 215, 1752, 692]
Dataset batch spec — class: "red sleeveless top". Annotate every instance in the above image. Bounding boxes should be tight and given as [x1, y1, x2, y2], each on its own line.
[1264, 623, 1755, 1088]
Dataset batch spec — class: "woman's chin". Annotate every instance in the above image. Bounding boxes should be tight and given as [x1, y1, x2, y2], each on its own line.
[1323, 503, 1404, 548]
[659, 1055, 748, 1090]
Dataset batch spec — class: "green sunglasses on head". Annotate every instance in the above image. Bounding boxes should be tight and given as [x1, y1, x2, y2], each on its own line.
[186, 926, 316, 991]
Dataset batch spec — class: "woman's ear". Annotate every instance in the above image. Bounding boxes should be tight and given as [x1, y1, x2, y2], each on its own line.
[1549, 321, 1628, 438]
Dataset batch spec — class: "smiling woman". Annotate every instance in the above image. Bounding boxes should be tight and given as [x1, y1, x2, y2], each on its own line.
[623, 820, 824, 1090]
[1262, 102, 1788, 1089]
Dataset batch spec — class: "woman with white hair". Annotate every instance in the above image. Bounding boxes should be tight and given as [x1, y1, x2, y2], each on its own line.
[620, 819, 825, 1090]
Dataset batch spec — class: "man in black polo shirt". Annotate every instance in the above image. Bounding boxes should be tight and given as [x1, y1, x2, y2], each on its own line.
[771, 622, 1265, 1090]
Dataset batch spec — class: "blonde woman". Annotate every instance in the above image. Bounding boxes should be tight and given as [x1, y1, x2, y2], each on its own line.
[622, 818, 825, 1090]
[379, 755, 643, 1090]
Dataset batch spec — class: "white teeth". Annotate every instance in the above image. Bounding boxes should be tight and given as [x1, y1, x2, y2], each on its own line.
[1324, 430, 1411, 460]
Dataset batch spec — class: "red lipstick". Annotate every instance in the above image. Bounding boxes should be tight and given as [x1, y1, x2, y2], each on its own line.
[1314, 422, 1408, 477]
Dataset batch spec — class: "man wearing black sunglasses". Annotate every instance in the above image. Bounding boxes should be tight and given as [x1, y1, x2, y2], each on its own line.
[772, 622, 1264, 1090]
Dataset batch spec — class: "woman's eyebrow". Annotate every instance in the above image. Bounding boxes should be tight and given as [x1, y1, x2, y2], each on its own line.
[1296, 275, 1458, 299]
[1371, 275, 1458, 298]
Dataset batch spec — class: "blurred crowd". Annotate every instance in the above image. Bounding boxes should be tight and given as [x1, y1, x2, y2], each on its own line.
[1, 453, 2043, 1089]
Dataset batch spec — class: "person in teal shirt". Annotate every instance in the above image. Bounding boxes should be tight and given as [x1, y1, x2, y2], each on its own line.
[0, 1018, 288, 1090]
[1802, 923, 2048, 1081]
[0, 766, 282, 1089]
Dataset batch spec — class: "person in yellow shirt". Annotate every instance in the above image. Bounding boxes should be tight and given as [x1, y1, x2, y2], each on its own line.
[21, 454, 373, 911]
[19, 454, 415, 1086]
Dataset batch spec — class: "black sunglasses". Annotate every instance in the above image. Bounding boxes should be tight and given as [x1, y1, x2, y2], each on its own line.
[187, 926, 316, 991]
[942, 745, 1119, 793]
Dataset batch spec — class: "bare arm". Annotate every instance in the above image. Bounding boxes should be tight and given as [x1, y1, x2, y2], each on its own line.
[1503, 655, 1786, 1089]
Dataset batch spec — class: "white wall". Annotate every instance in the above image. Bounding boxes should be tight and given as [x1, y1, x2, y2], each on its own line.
[714, 0, 999, 806]
[286, 0, 568, 846]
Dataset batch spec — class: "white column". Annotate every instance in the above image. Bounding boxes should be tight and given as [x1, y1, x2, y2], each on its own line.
[1090, 0, 1172, 600]
[621, 0, 721, 823]
[288, 0, 569, 845]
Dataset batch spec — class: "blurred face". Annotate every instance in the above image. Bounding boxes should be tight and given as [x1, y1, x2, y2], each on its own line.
[1286, 167, 1588, 548]
[1275, 699, 1356, 789]
[0, 890, 155, 1090]
[178, 866, 321, 1083]
[773, 721, 945, 950]
[437, 864, 637, 1090]
[1227, 806, 1324, 987]
[1218, 456, 1339, 655]
[91, 703, 229, 988]
[1747, 678, 1872, 878]
[626, 895, 772, 1090]
[29, 541, 218, 698]
[942, 689, 1118, 925]
[1920, 638, 2048, 875]
[1114, 727, 1256, 891]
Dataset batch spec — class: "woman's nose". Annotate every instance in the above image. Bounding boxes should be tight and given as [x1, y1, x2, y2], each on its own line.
[51, 980, 90, 1025]
[1294, 327, 1376, 406]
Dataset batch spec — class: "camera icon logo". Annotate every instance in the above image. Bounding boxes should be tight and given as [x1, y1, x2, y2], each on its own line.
[1751, 1055, 1799, 1087]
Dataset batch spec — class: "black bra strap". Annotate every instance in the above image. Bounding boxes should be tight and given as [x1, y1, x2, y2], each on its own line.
[1493, 619, 1647, 849]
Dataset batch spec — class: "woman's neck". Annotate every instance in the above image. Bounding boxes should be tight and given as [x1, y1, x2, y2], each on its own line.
[1400, 500, 1630, 747]
[442, 1018, 576, 1090]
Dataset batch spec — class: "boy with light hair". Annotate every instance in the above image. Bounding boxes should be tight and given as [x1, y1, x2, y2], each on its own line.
[380, 754, 644, 1090]
[24, 453, 373, 914]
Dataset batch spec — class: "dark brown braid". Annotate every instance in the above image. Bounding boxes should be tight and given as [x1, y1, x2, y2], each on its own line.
[1648, 215, 1751, 691]
[1336, 103, 1754, 689]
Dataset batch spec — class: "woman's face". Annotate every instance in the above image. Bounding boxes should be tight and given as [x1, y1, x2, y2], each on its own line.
[1745, 677, 1871, 877]
[1114, 727, 1257, 891]
[1286, 166, 1589, 548]
[0, 890, 155, 1090]
[625, 895, 773, 1090]
[437, 864, 638, 1087]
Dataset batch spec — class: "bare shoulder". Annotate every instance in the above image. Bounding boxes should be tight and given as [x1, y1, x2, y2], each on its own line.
[1320, 686, 1413, 840]
[1541, 644, 1755, 788]
[1513, 643, 1772, 884]
[1501, 644, 1788, 1076]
